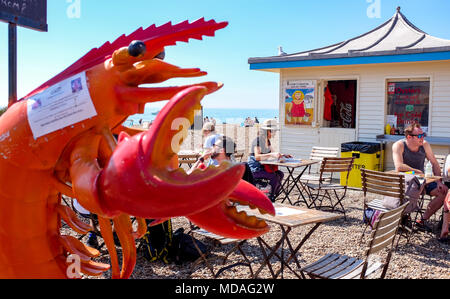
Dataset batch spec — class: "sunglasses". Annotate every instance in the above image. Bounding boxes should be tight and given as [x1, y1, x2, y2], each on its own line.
[409, 133, 427, 139]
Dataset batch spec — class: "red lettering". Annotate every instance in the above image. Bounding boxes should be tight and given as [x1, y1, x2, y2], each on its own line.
[405, 112, 422, 119]
[395, 87, 422, 95]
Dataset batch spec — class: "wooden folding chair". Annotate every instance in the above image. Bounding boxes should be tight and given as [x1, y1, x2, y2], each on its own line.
[361, 169, 412, 243]
[434, 155, 447, 171]
[305, 157, 354, 218]
[234, 150, 245, 162]
[178, 154, 200, 168]
[189, 228, 253, 278]
[300, 146, 339, 182]
[300, 202, 408, 279]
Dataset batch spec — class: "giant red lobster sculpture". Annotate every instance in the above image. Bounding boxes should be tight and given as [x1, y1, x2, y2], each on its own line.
[0, 19, 274, 279]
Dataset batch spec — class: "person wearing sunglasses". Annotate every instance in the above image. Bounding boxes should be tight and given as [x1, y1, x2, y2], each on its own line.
[392, 123, 448, 233]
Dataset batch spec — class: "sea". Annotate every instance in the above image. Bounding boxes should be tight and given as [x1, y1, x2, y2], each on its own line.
[126, 107, 279, 127]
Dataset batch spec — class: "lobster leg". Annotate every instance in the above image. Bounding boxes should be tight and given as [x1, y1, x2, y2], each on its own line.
[112, 214, 136, 279]
[66, 130, 119, 278]
[68, 132, 113, 217]
[68, 127, 147, 279]
[98, 126, 148, 276]
[97, 216, 120, 278]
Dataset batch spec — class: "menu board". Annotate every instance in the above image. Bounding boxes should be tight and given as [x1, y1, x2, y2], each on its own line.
[387, 81, 430, 132]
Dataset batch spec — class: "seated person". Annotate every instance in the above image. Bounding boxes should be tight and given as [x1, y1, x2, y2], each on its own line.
[189, 136, 255, 185]
[444, 154, 450, 188]
[201, 122, 222, 152]
[439, 155, 450, 243]
[247, 119, 291, 202]
[392, 123, 448, 232]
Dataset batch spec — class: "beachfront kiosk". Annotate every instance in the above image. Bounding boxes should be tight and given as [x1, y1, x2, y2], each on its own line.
[248, 8, 450, 170]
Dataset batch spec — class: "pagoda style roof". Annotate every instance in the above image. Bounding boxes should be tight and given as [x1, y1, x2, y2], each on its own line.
[249, 8, 450, 69]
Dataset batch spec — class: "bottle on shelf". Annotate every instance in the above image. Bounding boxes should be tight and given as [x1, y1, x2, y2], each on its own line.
[385, 123, 391, 135]
[425, 161, 433, 178]
[390, 125, 396, 135]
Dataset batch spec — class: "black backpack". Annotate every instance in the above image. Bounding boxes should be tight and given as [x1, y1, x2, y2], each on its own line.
[242, 162, 256, 186]
[139, 219, 173, 264]
[169, 228, 208, 265]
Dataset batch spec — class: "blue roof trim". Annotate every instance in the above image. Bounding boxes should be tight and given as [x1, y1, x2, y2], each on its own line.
[249, 51, 450, 70]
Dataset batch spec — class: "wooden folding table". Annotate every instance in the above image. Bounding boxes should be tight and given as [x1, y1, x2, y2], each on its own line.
[260, 159, 319, 206]
[177, 150, 200, 168]
[237, 203, 342, 279]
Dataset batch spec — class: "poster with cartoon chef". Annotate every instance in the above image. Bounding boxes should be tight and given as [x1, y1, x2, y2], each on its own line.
[284, 80, 315, 125]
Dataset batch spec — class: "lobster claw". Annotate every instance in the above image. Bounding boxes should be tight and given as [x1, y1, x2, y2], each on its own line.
[98, 86, 244, 219]
[187, 180, 275, 239]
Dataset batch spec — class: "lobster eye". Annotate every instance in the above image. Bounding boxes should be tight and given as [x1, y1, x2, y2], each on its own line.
[128, 40, 147, 57]
[155, 50, 165, 60]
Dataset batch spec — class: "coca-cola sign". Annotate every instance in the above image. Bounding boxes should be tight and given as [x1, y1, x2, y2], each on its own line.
[340, 102, 353, 128]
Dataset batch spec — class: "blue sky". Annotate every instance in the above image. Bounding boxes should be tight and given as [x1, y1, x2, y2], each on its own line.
[1, 0, 450, 109]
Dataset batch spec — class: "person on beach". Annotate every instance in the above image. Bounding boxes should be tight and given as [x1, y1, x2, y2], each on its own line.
[247, 119, 291, 202]
[200, 122, 222, 166]
[202, 122, 222, 151]
[244, 117, 251, 127]
[392, 123, 448, 233]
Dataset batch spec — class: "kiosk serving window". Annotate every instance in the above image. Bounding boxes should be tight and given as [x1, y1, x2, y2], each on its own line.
[386, 79, 430, 134]
[323, 80, 357, 129]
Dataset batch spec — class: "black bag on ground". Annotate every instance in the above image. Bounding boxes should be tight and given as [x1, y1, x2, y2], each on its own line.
[139, 219, 173, 264]
[170, 228, 208, 265]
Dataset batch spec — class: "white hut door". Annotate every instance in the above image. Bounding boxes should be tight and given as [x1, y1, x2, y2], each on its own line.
[318, 79, 357, 150]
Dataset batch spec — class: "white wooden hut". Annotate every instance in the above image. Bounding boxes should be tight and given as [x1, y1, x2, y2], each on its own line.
[248, 7, 450, 170]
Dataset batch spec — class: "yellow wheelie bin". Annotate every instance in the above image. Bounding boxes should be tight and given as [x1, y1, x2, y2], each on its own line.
[340, 142, 384, 188]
